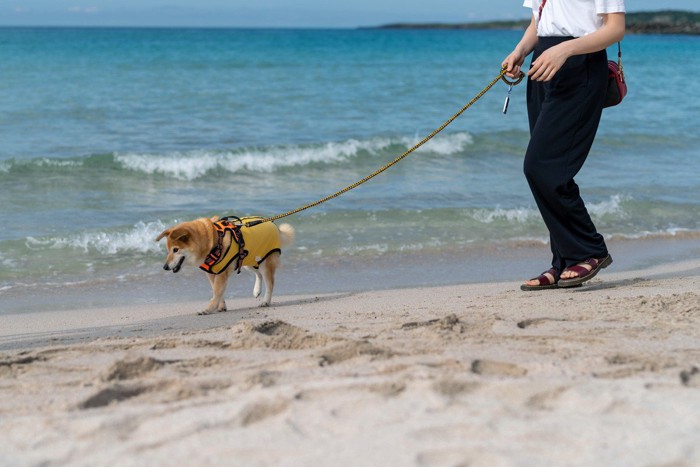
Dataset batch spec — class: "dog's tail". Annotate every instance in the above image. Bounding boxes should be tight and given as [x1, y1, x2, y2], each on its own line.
[278, 223, 295, 248]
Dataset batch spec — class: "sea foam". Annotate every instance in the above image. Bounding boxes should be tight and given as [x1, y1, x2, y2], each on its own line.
[472, 195, 628, 225]
[114, 132, 474, 181]
[26, 221, 169, 255]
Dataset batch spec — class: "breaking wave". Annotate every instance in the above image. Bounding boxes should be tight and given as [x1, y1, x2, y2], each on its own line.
[114, 132, 474, 180]
[0, 132, 475, 182]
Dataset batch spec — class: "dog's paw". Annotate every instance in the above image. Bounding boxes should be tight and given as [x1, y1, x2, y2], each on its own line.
[198, 306, 226, 315]
[259, 301, 271, 308]
[198, 309, 226, 315]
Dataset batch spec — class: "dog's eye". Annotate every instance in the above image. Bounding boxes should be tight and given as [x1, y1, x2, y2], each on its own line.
[172, 247, 179, 253]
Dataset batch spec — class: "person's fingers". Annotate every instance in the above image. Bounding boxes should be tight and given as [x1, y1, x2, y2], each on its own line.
[528, 60, 543, 80]
[508, 65, 522, 79]
[502, 58, 513, 71]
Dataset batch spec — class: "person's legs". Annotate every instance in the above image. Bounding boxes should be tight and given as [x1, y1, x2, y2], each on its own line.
[523, 37, 609, 286]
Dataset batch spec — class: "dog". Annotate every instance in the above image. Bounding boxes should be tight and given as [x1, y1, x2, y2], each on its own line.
[156, 216, 295, 315]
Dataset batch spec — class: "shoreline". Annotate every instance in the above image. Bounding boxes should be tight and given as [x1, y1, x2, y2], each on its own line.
[3, 235, 700, 315]
[3, 251, 700, 351]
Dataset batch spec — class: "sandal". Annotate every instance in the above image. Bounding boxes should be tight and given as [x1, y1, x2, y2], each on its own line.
[557, 255, 613, 288]
[520, 267, 559, 291]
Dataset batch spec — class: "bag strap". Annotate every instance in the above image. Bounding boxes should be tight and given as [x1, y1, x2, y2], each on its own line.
[538, 0, 548, 22]
[617, 41, 622, 67]
[616, 42, 624, 79]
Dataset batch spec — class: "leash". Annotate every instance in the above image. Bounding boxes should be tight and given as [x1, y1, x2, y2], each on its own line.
[245, 67, 524, 228]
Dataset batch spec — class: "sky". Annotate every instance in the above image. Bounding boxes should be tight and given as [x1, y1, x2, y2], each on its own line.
[2, 1, 698, 28]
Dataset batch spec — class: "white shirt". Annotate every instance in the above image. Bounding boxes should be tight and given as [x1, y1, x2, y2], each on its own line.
[523, 0, 626, 37]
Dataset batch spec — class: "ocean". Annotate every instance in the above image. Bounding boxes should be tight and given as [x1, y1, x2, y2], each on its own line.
[1, 27, 699, 311]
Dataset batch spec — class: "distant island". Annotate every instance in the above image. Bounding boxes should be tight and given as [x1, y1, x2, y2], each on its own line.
[369, 10, 700, 35]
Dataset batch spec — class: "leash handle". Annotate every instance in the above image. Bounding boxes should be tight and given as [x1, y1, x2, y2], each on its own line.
[501, 66, 525, 86]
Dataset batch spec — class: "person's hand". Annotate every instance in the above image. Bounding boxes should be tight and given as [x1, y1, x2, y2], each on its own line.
[502, 50, 525, 79]
[528, 44, 570, 81]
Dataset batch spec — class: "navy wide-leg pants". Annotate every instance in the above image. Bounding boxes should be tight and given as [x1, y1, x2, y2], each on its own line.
[524, 36, 609, 273]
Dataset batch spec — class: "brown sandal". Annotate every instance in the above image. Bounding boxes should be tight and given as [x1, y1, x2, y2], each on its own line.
[520, 267, 559, 291]
[558, 255, 613, 288]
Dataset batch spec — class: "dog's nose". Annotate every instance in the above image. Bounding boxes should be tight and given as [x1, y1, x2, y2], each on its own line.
[163, 263, 170, 271]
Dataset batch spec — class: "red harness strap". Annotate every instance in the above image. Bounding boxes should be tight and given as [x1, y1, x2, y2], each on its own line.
[199, 219, 247, 275]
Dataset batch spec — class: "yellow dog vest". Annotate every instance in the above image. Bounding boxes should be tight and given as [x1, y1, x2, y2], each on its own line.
[199, 217, 281, 275]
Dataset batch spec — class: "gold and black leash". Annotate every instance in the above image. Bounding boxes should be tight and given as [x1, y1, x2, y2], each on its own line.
[245, 67, 524, 228]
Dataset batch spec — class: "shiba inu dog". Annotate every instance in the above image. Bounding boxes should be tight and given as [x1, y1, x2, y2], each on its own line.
[156, 216, 294, 315]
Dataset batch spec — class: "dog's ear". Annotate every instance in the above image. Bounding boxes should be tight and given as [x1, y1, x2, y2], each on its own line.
[170, 227, 191, 244]
[210, 215, 220, 222]
[155, 228, 172, 242]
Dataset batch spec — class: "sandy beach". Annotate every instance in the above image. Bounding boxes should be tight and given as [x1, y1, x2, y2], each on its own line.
[1, 252, 699, 466]
[2, 20, 700, 467]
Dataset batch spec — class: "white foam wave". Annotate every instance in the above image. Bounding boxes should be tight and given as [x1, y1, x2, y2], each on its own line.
[587, 194, 629, 217]
[115, 133, 474, 181]
[407, 131, 474, 155]
[608, 227, 699, 241]
[26, 221, 169, 255]
[116, 142, 376, 181]
[34, 158, 84, 168]
[472, 195, 629, 225]
[0, 157, 84, 174]
[472, 206, 539, 224]
[1, 253, 17, 268]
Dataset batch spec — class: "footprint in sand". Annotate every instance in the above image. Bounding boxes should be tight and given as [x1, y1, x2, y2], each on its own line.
[401, 314, 464, 333]
[0, 353, 49, 377]
[238, 399, 290, 427]
[79, 357, 178, 408]
[101, 356, 168, 382]
[231, 320, 334, 350]
[526, 386, 570, 410]
[368, 381, 407, 398]
[246, 370, 280, 389]
[681, 367, 700, 388]
[432, 379, 481, 398]
[317, 340, 395, 366]
[78, 384, 150, 409]
[0, 354, 47, 366]
[593, 353, 676, 379]
[416, 449, 508, 467]
[517, 317, 566, 329]
[471, 359, 527, 377]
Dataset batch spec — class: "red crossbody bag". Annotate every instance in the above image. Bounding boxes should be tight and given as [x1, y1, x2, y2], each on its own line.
[604, 42, 627, 107]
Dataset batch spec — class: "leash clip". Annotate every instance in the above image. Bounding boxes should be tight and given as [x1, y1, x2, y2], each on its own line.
[500, 67, 524, 115]
[503, 85, 513, 115]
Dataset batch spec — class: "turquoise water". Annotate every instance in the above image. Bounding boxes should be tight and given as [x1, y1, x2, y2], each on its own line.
[1, 27, 699, 299]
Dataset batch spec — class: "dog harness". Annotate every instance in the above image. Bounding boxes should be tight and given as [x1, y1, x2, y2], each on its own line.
[199, 217, 281, 275]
